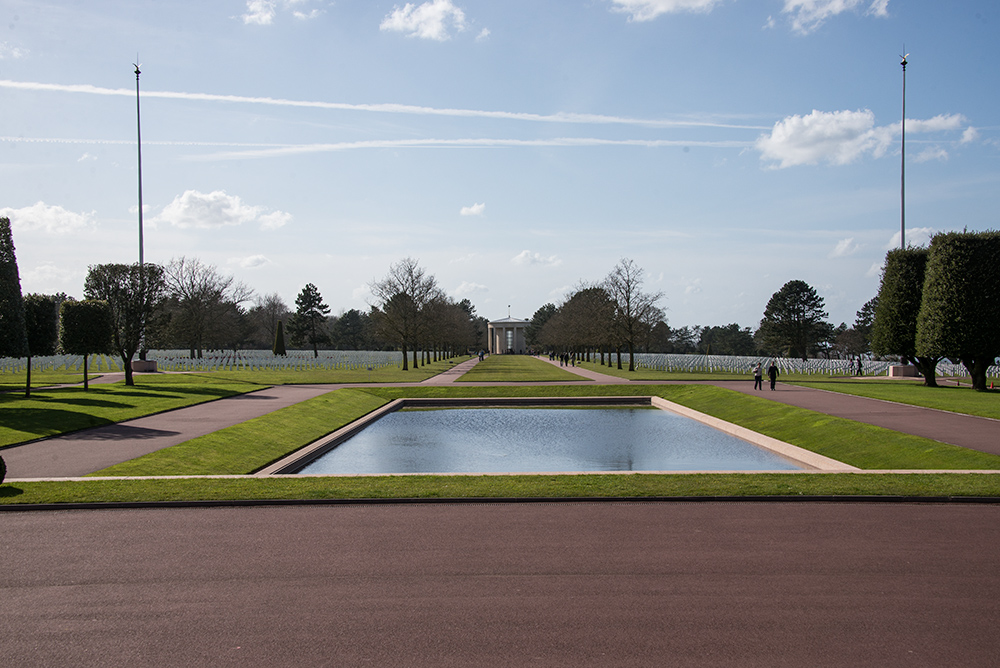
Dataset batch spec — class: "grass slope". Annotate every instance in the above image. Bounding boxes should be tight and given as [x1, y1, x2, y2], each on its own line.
[92, 389, 389, 476]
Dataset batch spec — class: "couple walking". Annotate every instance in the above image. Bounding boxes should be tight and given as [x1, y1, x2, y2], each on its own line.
[753, 361, 779, 391]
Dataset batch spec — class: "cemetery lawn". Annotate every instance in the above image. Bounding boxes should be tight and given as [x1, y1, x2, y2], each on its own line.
[789, 379, 1000, 420]
[576, 360, 803, 382]
[0, 375, 264, 448]
[0, 371, 111, 392]
[84, 384, 1000, 477]
[457, 355, 589, 382]
[2, 473, 1000, 506]
[201, 356, 470, 385]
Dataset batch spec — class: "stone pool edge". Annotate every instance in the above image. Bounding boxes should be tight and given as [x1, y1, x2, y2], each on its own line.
[255, 396, 858, 476]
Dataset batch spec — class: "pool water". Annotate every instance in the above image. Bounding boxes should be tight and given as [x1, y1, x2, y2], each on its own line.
[296, 407, 801, 474]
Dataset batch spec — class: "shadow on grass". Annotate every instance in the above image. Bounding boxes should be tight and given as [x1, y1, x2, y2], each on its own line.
[0, 408, 113, 439]
[0, 486, 24, 498]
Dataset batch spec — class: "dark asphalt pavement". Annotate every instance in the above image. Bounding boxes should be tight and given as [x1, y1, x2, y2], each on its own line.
[2, 501, 998, 667]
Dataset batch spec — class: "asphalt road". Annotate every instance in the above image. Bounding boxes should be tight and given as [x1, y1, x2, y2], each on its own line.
[2, 501, 998, 667]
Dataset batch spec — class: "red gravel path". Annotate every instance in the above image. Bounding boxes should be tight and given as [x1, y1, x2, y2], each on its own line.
[2, 501, 998, 667]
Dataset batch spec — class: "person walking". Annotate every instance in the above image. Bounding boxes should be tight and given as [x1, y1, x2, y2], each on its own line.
[767, 361, 779, 391]
[753, 363, 763, 391]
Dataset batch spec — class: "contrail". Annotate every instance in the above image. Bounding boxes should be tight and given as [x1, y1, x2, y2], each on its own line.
[0, 79, 769, 130]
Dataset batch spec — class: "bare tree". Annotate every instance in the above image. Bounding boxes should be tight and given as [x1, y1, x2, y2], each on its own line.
[163, 257, 253, 358]
[248, 292, 291, 349]
[604, 258, 663, 371]
[369, 258, 443, 370]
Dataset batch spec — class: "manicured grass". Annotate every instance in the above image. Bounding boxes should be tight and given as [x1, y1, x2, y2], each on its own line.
[202, 356, 469, 385]
[0, 371, 113, 392]
[77, 383, 1000, 477]
[92, 389, 389, 476]
[456, 355, 589, 382]
[0, 375, 264, 448]
[790, 379, 1000, 420]
[575, 360, 824, 382]
[2, 473, 1000, 506]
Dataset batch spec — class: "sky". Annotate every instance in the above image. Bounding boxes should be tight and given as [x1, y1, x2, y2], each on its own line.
[1, 0, 997, 330]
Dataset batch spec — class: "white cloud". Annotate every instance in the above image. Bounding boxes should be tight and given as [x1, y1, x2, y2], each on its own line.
[153, 190, 291, 230]
[866, 262, 883, 278]
[0, 202, 95, 235]
[829, 237, 860, 258]
[886, 226, 935, 250]
[610, 0, 723, 22]
[453, 281, 487, 296]
[460, 202, 485, 216]
[77, 152, 97, 162]
[230, 254, 271, 268]
[476, 28, 490, 41]
[756, 109, 882, 168]
[242, 0, 276, 25]
[961, 127, 980, 144]
[783, 0, 890, 35]
[0, 42, 28, 59]
[682, 277, 702, 295]
[756, 110, 967, 169]
[913, 147, 948, 163]
[512, 250, 562, 267]
[22, 263, 78, 287]
[380, 0, 467, 41]
[242, 0, 322, 25]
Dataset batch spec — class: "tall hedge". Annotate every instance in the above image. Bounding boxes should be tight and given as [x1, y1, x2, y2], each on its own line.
[871, 247, 939, 386]
[917, 231, 1000, 391]
[23, 293, 59, 397]
[0, 216, 27, 358]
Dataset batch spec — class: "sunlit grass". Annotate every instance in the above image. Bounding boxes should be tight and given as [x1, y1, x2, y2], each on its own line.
[197, 355, 469, 384]
[456, 355, 588, 382]
[3, 473, 1000, 506]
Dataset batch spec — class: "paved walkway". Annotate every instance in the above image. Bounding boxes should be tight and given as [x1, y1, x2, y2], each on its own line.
[5, 355, 1000, 478]
[3, 502, 998, 666]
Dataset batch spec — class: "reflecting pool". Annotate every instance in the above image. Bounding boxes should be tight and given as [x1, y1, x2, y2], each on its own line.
[296, 407, 801, 474]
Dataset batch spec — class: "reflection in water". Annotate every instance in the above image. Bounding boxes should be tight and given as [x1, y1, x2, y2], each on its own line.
[297, 408, 801, 474]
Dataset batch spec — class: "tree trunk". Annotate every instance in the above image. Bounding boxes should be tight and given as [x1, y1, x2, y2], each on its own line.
[961, 355, 991, 392]
[24, 353, 32, 398]
[913, 356, 940, 388]
[83, 353, 90, 391]
[122, 352, 135, 386]
[627, 341, 635, 372]
[616, 346, 622, 370]
[400, 343, 408, 370]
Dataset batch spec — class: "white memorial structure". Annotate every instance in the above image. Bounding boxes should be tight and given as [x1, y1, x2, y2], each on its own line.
[488, 317, 529, 355]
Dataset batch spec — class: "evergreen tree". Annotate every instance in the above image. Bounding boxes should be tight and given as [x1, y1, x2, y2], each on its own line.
[22, 294, 59, 397]
[916, 231, 1000, 391]
[871, 248, 939, 386]
[755, 279, 833, 361]
[272, 320, 287, 356]
[60, 299, 114, 390]
[288, 283, 330, 357]
[0, 217, 27, 358]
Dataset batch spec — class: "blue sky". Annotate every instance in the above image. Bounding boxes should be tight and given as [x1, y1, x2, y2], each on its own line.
[1, 0, 996, 329]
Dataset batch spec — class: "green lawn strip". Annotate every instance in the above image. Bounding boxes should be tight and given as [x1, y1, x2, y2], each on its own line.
[574, 361, 832, 382]
[361, 384, 1000, 470]
[0, 371, 112, 391]
[89, 389, 390, 476]
[456, 355, 588, 382]
[200, 356, 470, 385]
[2, 473, 1000, 506]
[789, 379, 1000, 420]
[0, 375, 264, 448]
